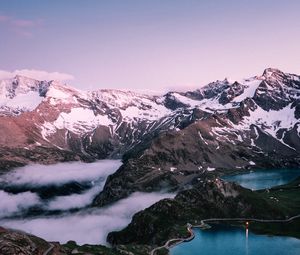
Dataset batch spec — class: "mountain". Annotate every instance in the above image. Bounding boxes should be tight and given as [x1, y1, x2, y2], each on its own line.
[93, 68, 300, 206]
[0, 75, 178, 170]
[1, 68, 300, 202]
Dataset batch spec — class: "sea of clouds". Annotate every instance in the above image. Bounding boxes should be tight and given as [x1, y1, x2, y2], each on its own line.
[1, 159, 122, 187]
[0, 160, 122, 217]
[0, 159, 175, 244]
[1, 192, 174, 244]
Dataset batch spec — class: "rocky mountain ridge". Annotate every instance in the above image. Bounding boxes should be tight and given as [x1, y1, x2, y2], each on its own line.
[1, 68, 299, 164]
[1, 68, 300, 203]
[92, 68, 300, 206]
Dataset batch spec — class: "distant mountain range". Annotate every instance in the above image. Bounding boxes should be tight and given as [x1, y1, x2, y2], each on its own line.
[1, 68, 300, 203]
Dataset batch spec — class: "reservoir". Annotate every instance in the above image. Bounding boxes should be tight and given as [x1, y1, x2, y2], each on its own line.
[171, 168, 300, 255]
[171, 224, 300, 255]
[222, 168, 300, 190]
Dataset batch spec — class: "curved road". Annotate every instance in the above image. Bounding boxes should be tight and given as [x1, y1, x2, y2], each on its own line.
[150, 214, 300, 255]
[43, 243, 55, 255]
[150, 225, 194, 255]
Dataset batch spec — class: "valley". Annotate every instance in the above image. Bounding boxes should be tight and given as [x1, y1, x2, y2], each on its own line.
[1, 68, 300, 254]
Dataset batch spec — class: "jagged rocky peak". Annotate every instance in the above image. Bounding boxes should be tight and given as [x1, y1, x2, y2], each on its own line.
[218, 81, 244, 104]
[261, 67, 300, 88]
[0, 68, 300, 162]
[183, 79, 229, 101]
[200, 78, 231, 98]
[0, 76, 49, 115]
[262, 67, 285, 79]
[0, 75, 89, 117]
[156, 69, 299, 112]
[251, 68, 300, 111]
[163, 91, 191, 110]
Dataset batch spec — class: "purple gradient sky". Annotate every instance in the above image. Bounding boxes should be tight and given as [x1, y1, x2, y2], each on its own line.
[0, 0, 299, 92]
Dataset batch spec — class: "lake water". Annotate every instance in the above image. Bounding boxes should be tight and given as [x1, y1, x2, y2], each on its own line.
[222, 169, 300, 190]
[171, 168, 300, 255]
[171, 224, 300, 255]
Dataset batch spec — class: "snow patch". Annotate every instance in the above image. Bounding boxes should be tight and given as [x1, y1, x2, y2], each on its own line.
[40, 122, 56, 140]
[0, 91, 42, 111]
[207, 167, 216, 171]
[170, 167, 177, 172]
[233, 78, 261, 102]
[236, 103, 298, 139]
[198, 131, 208, 145]
[53, 108, 113, 135]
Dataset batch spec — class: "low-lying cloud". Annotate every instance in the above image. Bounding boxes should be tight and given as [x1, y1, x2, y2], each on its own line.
[0, 69, 74, 81]
[1, 160, 122, 187]
[0, 159, 175, 245]
[1, 192, 175, 245]
[0, 190, 41, 218]
[46, 185, 101, 211]
[0, 160, 122, 215]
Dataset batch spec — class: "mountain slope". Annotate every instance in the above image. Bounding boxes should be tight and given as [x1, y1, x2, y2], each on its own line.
[93, 68, 300, 205]
[1, 68, 300, 202]
[0, 77, 179, 169]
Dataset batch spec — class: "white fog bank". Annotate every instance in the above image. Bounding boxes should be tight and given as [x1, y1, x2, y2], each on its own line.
[0, 160, 122, 215]
[1, 192, 175, 245]
[0, 160, 122, 187]
[0, 159, 175, 244]
[0, 190, 41, 218]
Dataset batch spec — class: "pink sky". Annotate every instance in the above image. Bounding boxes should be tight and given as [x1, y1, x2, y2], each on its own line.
[0, 0, 299, 92]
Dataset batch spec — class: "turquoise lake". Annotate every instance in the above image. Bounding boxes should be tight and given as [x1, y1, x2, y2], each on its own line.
[222, 168, 300, 190]
[171, 169, 300, 255]
[171, 224, 300, 255]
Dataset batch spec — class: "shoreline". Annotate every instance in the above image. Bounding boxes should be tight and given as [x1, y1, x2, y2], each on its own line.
[150, 214, 300, 255]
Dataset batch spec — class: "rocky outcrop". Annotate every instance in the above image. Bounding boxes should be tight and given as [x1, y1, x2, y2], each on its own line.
[0, 227, 51, 255]
[0, 226, 151, 255]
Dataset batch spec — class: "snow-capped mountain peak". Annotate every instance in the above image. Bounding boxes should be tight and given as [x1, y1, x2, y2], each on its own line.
[262, 67, 284, 78]
[0, 68, 300, 171]
[0, 75, 42, 98]
[0, 75, 49, 115]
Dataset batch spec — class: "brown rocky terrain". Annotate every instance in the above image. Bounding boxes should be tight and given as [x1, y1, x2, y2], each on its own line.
[0, 226, 52, 255]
